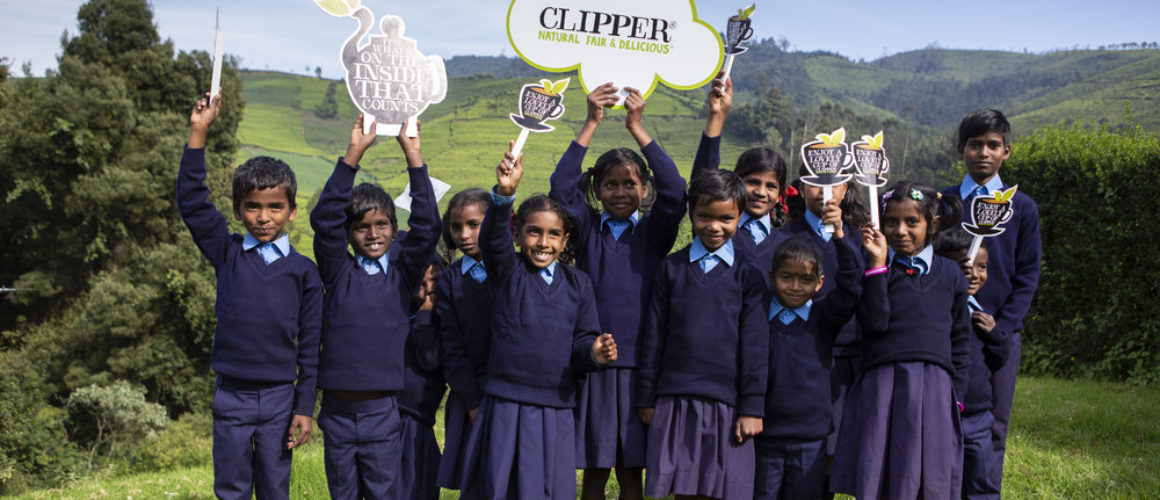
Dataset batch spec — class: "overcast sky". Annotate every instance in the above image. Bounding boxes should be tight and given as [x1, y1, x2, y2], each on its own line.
[3, 0, 1158, 78]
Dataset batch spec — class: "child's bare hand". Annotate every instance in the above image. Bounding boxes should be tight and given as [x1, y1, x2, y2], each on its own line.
[396, 121, 423, 167]
[586, 82, 619, 124]
[190, 92, 221, 130]
[707, 72, 733, 117]
[286, 414, 312, 450]
[972, 311, 996, 333]
[735, 415, 762, 443]
[624, 87, 646, 130]
[495, 140, 524, 196]
[821, 199, 844, 238]
[345, 114, 377, 167]
[593, 333, 618, 365]
[638, 407, 654, 425]
[862, 226, 888, 267]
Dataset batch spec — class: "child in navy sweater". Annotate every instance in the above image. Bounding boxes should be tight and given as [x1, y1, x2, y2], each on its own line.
[693, 73, 792, 272]
[398, 261, 448, 500]
[941, 109, 1040, 492]
[637, 169, 769, 500]
[177, 93, 321, 500]
[434, 187, 493, 492]
[459, 144, 618, 500]
[309, 115, 441, 499]
[549, 83, 686, 500]
[831, 181, 971, 500]
[757, 232, 860, 498]
[934, 228, 1010, 500]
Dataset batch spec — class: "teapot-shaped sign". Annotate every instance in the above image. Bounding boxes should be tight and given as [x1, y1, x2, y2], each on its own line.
[316, 0, 447, 136]
[799, 128, 854, 187]
[851, 131, 890, 188]
[511, 78, 570, 132]
[963, 186, 1018, 236]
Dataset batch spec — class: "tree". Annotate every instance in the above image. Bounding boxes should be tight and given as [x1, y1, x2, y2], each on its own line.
[315, 65, 322, 79]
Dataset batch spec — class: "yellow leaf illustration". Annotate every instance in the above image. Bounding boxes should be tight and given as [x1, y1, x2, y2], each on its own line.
[741, 4, 756, 18]
[814, 133, 833, 145]
[551, 78, 571, 95]
[315, 0, 354, 16]
[872, 131, 884, 149]
[830, 128, 846, 146]
[540, 79, 553, 90]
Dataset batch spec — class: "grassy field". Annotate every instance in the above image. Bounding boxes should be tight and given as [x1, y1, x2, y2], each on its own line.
[14, 376, 1159, 499]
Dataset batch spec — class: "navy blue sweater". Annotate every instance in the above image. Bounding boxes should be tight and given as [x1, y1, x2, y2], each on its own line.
[963, 302, 1010, 415]
[637, 248, 769, 417]
[859, 256, 973, 400]
[398, 310, 447, 427]
[693, 133, 780, 276]
[177, 147, 321, 416]
[480, 196, 602, 408]
[310, 159, 441, 392]
[761, 236, 861, 440]
[767, 218, 865, 355]
[436, 257, 493, 410]
[941, 184, 1041, 335]
[548, 140, 686, 368]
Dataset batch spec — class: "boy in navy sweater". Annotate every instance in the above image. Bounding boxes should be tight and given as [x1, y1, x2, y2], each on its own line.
[935, 228, 1010, 500]
[309, 115, 441, 499]
[941, 109, 1040, 491]
[177, 93, 321, 500]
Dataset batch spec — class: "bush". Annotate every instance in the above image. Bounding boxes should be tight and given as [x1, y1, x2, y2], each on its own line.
[66, 381, 168, 470]
[128, 411, 212, 472]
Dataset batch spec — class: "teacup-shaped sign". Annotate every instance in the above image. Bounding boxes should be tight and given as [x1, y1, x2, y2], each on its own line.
[726, 16, 754, 54]
[799, 128, 853, 187]
[962, 186, 1018, 236]
[851, 132, 890, 187]
[510, 78, 569, 132]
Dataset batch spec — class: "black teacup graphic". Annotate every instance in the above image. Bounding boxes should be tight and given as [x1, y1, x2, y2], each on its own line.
[726, 16, 754, 54]
[852, 143, 889, 187]
[800, 143, 853, 186]
[964, 198, 1014, 236]
[511, 85, 565, 131]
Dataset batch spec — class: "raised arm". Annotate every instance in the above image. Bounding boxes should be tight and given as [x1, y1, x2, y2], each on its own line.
[692, 74, 731, 179]
[480, 145, 522, 277]
[177, 93, 231, 268]
[858, 227, 891, 333]
[310, 115, 377, 283]
[641, 139, 687, 253]
[818, 235, 864, 335]
[394, 123, 443, 294]
[574, 82, 619, 148]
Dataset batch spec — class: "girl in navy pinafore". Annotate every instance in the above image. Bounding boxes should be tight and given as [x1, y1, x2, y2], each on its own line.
[831, 182, 971, 500]
[548, 83, 686, 500]
[396, 261, 447, 500]
[458, 145, 618, 500]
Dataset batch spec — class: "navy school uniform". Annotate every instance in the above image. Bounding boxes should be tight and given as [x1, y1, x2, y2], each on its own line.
[397, 310, 447, 500]
[177, 147, 322, 500]
[961, 296, 1011, 500]
[309, 158, 441, 500]
[831, 247, 972, 500]
[943, 177, 1041, 492]
[434, 255, 493, 490]
[637, 238, 769, 499]
[548, 139, 687, 470]
[767, 212, 866, 456]
[756, 236, 861, 500]
[458, 192, 603, 500]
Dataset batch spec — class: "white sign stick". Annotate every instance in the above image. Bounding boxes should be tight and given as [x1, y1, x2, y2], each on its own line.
[511, 128, 531, 160]
[822, 185, 835, 234]
[868, 185, 880, 229]
[966, 235, 983, 265]
[722, 53, 737, 82]
[210, 7, 224, 97]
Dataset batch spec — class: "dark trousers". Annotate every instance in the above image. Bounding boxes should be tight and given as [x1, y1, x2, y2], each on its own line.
[990, 332, 1021, 491]
[962, 411, 1000, 499]
[212, 379, 295, 500]
[754, 437, 827, 500]
[317, 394, 403, 500]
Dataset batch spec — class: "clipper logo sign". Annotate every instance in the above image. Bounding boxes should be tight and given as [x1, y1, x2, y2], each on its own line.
[508, 0, 722, 103]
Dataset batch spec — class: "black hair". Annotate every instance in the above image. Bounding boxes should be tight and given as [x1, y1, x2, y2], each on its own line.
[785, 165, 869, 230]
[441, 187, 491, 251]
[578, 148, 653, 212]
[345, 183, 396, 232]
[513, 194, 577, 265]
[932, 227, 974, 258]
[772, 236, 824, 277]
[881, 180, 963, 238]
[232, 156, 298, 210]
[957, 108, 1011, 153]
[687, 169, 746, 215]
[735, 147, 789, 227]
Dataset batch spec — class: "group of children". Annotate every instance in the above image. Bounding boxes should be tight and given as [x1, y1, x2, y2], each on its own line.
[177, 70, 1039, 500]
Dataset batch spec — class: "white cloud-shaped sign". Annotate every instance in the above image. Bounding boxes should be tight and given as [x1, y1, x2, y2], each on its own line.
[507, 0, 723, 104]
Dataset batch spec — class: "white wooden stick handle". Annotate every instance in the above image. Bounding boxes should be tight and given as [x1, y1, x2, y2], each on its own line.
[210, 29, 224, 97]
[511, 128, 531, 159]
[823, 185, 835, 234]
[869, 185, 880, 230]
[722, 53, 736, 81]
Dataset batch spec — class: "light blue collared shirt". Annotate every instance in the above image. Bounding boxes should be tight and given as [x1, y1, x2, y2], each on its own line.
[967, 295, 983, 313]
[889, 244, 934, 275]
[769, 298, 812, 325]
[461, 255, 487, 284]
[600, 209, 640, 240]
[689, 237, 735, 274]
[356, 251, 391, 276]
[243, 233, 290, 265]
[540, 261, 557, 284]
[803, 209, 832, 242]
[739, 212, 772, 245]
[959, 174, 1004, 200]
[491, 189, 515, 206]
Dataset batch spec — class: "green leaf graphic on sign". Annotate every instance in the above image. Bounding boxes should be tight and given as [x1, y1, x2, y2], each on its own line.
[740, 4, 756, 19]
[315, 0, 355, 17]
[550, 78, 570, 95]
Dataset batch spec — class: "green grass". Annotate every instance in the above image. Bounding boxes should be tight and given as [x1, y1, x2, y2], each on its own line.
[15, 376, 1159, 499]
